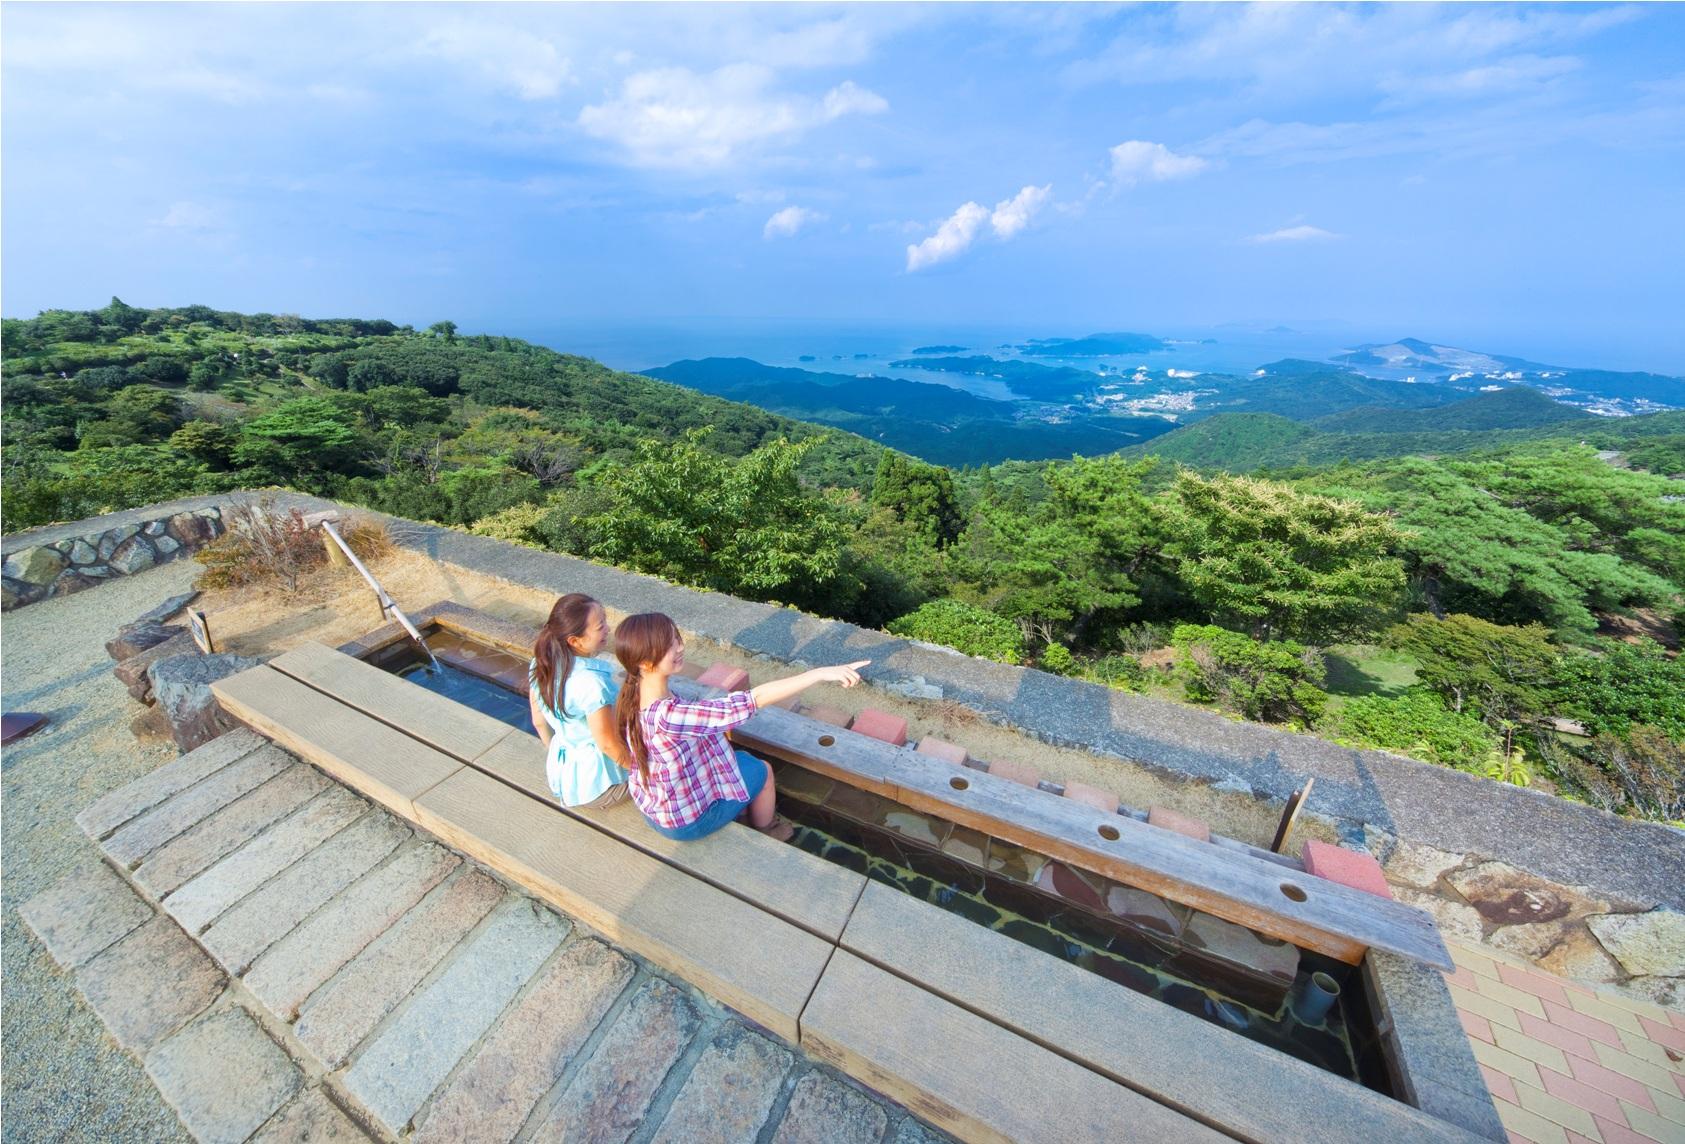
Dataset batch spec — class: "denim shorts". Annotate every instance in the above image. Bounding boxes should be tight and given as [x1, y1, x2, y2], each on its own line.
[646, 752, 768, 842]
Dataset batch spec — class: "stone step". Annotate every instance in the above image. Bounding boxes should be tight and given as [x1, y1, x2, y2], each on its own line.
[44, 731, 928, 1144]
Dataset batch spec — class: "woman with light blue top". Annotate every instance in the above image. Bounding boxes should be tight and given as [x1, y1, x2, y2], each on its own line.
[527, 593, 631, 808]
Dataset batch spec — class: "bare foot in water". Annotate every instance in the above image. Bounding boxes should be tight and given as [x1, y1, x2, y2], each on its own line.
[756, 815, 795, 843]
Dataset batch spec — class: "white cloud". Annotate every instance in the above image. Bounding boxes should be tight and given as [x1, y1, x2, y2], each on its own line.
[764, 205, 825, 239]
[416, 21, 571, 100]
[736, 189, 787, 205]
[905, 183, 1055, 271]
[989, 184, 1051, 238]
[578, 65, 888, 168]
[1247, 225, 1343, 244]
[823, 80, 889, 118]
[152, 201, 223, 231]
[1108, 141, 1209, 187]
[906, 202, 989, 271]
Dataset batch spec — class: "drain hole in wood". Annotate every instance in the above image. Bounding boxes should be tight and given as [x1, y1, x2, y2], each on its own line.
[949, 776, 969, 791]
[1280, 882, 1308, 903]
[1097, 824, 1120, 841]
[817, 735, 835, 747]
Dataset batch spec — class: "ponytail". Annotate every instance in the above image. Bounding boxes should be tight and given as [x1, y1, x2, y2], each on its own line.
[615, 668, 648, 774]
[532, 593, 600, 716]
[612, 612, 682, 775]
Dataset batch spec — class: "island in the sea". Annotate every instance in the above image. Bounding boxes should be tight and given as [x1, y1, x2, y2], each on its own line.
[912, 344, 968, 355]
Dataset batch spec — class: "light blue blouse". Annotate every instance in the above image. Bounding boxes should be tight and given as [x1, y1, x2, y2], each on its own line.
[529, 655, 629, 807]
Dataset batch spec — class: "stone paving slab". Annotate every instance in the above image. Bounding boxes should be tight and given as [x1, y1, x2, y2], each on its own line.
[144, 1006, 301, 1144]
[528, 976, 704, 1144]
[19, 863, 154, 969]
[75, 914, 227, 1054]
[75, 728, 267, 840]
[339, 898, 569, 1132]
[243, 839, 459, 1020]
[164, 786, 368, 934]
[104, 746, 295, 869]
[134, 764, 332, 898]
[199, 812, 409, 974]
[294, 867, 506, 1068]
[409, 937, 635, 1144]
[650, 1024, 793, 1144]
[249, 1086, 375, 1144]
[771, 1070, 891, 1144]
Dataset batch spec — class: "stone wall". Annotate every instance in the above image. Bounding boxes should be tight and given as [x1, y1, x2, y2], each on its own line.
[2, 507, 224, 610]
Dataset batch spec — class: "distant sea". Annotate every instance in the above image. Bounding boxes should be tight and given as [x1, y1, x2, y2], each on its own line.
[504, 320, 1374, 400]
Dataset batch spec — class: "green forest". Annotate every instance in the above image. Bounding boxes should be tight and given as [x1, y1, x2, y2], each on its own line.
[5, 300, 1681, 822]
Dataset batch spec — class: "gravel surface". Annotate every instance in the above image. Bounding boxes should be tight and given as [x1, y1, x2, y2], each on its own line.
[3, 563, 199, 1143]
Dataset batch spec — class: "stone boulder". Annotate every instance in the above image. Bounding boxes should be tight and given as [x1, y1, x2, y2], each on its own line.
[148, 653, 262, 753]
[2, 545, 66, 586]
[114, 633, 199, 704]
[96, 525, 139, 561]
[1587, 909, 1685, 977]
[165, 510, 221, 548]
[108, 535, 159, 576]
[107, 622, 186, 663]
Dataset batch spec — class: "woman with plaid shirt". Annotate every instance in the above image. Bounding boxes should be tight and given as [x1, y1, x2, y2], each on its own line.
[612, 612, 868, 842]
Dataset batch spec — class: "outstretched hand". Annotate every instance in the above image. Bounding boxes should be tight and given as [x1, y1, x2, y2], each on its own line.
[812, 660, 870, 688]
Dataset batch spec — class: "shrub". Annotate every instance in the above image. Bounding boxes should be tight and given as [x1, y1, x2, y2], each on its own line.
[888, 599, 1025, 665]
[470, 502, 549, 549]
[1555, 639, 1685, 741]
[1321, 690, 1498, 771]
[195, 500, 324, 593]
[1080, 654, 1148, 692]
[1038, 643, 1076, 675]
[1171, 623, 1327, 727]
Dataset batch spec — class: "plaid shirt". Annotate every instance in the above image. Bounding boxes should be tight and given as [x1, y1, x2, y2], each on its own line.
[630, 690, 758, 829]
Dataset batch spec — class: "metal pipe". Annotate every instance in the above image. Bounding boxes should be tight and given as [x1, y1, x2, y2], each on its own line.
[319, 520, 441, 671]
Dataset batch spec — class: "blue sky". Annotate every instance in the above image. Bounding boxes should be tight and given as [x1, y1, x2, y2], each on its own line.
[4, 3, 1683, 369]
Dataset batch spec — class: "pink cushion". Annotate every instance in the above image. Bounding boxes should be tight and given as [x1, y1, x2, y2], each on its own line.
[1302, 839, 1393, 899]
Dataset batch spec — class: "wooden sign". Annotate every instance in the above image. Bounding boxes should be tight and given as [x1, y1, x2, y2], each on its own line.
[188, 609, 214, 654]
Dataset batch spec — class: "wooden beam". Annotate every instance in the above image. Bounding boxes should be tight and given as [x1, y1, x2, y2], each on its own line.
[841, 882, 1483, 1144]
[212, 666, 462, 819]
[470, 730, 866, 941]
[267, 641, 511, 764]
[723, 699, 1450, 970]
[801, 950, 1229, 1144]
[412, 766, 831, 1042]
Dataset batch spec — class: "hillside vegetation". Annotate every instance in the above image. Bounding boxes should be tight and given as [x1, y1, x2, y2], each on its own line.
[5, 300, 1680, 821]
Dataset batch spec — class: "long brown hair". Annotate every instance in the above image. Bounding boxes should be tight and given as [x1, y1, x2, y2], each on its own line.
[532, 593, 603, 716]
[612, 612, 681, 773]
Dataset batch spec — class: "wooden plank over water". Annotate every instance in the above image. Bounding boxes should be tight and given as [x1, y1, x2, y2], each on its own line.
[212, 666, 462, 819]
[412, 766, 830, 1042]
[268, 641, 513, 764]
[841, 882, 1483, 1144]
[801, 950, 1231, 1144]
[471, 730, 867, 942]
[729, 703, 1451, 970]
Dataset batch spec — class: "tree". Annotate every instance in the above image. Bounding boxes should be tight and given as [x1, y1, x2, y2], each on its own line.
[169, 420, 239, 469]
[584, 430, 853, 612]
[1387, 612, 1558, 754]
[1304, 457, 1679, 636]
[347, 358, 398, 392]
[427, 320, 458, 343]
[79, 385, 181, 447]
[960, 454, 1158, 645]
[232, 396, 361, 479]
[1161, 470, 1405, 643]
[872, 453, 965, 547]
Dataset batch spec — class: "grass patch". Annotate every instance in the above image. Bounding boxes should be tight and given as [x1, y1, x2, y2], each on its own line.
[1323, 644, 1418, 699]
